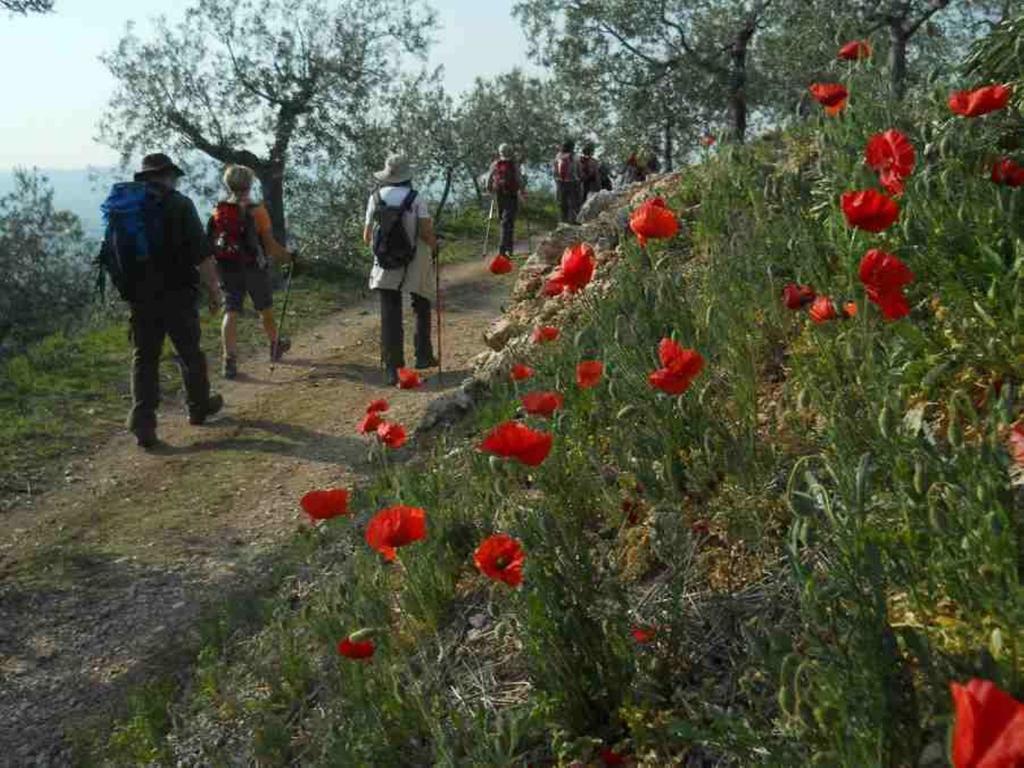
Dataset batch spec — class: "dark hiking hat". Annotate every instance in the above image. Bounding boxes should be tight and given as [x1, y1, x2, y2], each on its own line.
[134, 153, 185, 181]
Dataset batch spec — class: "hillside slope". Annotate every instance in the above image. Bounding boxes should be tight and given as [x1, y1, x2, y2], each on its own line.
[82, 84, 1024, 766]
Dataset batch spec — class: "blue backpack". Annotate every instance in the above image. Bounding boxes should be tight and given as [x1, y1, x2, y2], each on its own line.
[96, 182, 166, 299]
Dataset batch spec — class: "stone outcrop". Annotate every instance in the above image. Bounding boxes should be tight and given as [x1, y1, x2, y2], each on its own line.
[416, 174, 682, 436]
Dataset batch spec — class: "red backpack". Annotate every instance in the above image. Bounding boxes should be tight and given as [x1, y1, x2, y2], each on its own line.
[555, 152, 575, 182]
[208, 202, 262, 264]
[580, 156, 600, 184]
[491, 159, 520, 194]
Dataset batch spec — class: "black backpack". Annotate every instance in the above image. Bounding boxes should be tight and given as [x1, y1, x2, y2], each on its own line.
[371, 189, 419, 270]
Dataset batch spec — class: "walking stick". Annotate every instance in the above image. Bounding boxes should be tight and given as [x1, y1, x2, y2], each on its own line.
[434, 244, 443, 387]
[481, 197, 496, 259]
[270, 260, 295, 375]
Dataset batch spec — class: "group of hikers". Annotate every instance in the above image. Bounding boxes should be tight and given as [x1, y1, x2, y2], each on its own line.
[100, 139, 661, 449]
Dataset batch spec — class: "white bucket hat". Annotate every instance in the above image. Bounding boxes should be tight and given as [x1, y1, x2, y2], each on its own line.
[498, 143, 513, 159]
[374, 153, 414, 184]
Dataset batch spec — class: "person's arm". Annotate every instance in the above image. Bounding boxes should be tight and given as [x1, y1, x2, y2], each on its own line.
[254, 207, 291, 264]
[418, 217, 437, 249]
[183, 197, 222, 313]
[363, 194, 376, 246]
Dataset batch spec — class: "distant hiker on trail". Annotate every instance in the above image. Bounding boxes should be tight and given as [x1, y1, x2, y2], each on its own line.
[208, 164, 294, 380]
[97, 153, 225, 449]
[486, 143, 526, 257]
[363, 154, 439, 387]
[622, 147, 661, 185]
[579, 142, 612, 201]
[553, 139, 582, 225]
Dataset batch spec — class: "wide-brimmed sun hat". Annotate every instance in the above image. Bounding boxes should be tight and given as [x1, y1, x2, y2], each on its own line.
[498, 143, 513, 159]
[133, 152, 185, 181]
[374, 154, 414, 184]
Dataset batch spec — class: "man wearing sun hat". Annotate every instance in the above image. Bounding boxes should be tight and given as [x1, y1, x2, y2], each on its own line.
[363, 153, 438, 386]
[486, 143, 526, 257]
[99, 152, 224, 448]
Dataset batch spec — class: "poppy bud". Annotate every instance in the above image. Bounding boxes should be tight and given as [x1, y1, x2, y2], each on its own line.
[976, 484, 989, 505]
[877, 404, 894, 439]
[947, 406, 964, 448]
[797, 387, 811, 410]
[913, 459, 927, 497]
[617, 404, 638, 420]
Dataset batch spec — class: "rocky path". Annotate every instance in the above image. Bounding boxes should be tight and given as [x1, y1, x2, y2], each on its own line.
[0, 257, 511, 765]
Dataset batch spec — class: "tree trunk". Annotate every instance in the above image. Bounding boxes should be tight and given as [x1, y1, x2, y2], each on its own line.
[256, 164, 287, 243]
[889, 23, 909, 100]
[469, 170, 484, 206]
[663, 118, 674, 171]
[434, 167, 455, 232]
[729, 27, 753, 142]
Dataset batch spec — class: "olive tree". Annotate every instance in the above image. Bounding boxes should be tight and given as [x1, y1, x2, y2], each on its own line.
[100, 0, 436, 241]
[1, 0, 53, 13]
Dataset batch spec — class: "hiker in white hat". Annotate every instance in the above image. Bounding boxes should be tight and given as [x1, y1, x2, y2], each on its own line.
[485, 143, 527, 257]
[363, 154, 438, 386]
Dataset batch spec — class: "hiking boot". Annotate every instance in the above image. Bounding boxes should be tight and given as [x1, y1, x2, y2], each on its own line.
[132, 426, 159, 450]
[415, 355, 440, 370]
[270, 336, 291, 362]
[189, 393, 224, 426]
[223, 356, 238, 380]
[385, 367, 399, 387]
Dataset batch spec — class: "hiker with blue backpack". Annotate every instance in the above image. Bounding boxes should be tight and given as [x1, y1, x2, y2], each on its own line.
[98, 153, 225, 449]
[363, 154, 438, 387]
[207, 164, 295, 380]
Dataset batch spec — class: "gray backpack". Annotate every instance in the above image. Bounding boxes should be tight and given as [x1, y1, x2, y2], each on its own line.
[371, 189, 418, 270]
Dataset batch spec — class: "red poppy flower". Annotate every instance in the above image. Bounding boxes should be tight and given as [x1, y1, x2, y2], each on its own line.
[950, 678, 1024, 768]
[841, 189, 900, 233]
[532, 325, 560, 344]
[782, 283, 816, 310]
[358, 411, 382, 435]
[397, 368, 422, 389]
[337, 637, 376, 660]
[542, 274, 566, 296]
[648, 338, 704, 395]
[365, 505, 427, 561]
[859, 249, 914, 320]
[949, 84, 1012, 117]
[631, 626, 657, 644]
[842, 301, 859, 319]
[558, 243, 597, 293]
[510, 363, 535, 381]
[599, 747, 630, 767]
[521, 390, 564, 418]
[300, 488, 351, 521]
[377, 421, 407, 449]
[480, 421, 553, 466]
[838, 40, 872, 60]
[809, 83, 848, 115]
[630, 197, 679, 247]
[992, 157, 1024, 187]
[576, 360, 604, 389]
[473, 533, 525, 587]
[488, 253, 514, 275]
[1007, 423, 1024, 466]
[367, 399, 390, 414]
[865, 130, 916, 196]
[809, 296, 838, 324]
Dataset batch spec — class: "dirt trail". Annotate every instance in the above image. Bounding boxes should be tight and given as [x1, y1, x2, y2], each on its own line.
[0, 257, 511, 765]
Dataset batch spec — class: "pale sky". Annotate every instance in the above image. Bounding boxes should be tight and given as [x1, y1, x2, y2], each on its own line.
[0, 0, 537, 170]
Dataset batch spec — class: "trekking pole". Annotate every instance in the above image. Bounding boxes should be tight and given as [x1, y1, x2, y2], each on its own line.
[434, 243, 443, 387]
[270, 259, 296, 375]
[481, 197, 496, 259]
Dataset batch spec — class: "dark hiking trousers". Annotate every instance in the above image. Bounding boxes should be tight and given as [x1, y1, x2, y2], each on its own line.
[556, 180, 581, 224]
[497, 192, 519, 255]
[379, 289, 434, 370]
[128, 290, 211, 433]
